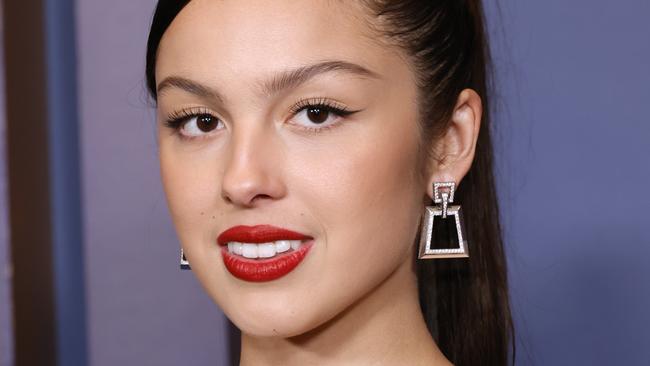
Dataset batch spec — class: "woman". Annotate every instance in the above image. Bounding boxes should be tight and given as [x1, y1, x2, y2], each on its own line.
[145, 0, 513, 365]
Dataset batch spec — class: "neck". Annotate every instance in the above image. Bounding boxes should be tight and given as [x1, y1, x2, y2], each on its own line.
[238, 253, 451, 366]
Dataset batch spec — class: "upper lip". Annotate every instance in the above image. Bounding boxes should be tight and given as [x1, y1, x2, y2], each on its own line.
[217, 224, 313, 246]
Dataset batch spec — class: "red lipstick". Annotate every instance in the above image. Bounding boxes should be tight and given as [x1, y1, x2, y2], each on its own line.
[217, 225, 314, 282]
[217, 225, 312, 245]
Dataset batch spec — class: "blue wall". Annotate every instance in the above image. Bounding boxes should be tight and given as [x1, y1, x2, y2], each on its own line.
[485, 1, 650, 365]
[44, 0, 87, 364]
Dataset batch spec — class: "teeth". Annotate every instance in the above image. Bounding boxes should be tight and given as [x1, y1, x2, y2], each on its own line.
[257, 243, 276, 258]
[275, 240, 291, 253]
[226, 240, 303, 258]
[241, 243, 258, 258]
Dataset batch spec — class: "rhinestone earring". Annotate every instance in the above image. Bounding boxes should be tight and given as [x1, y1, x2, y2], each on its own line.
[418, 181, 469, 259]
[180, 249, 191, 270]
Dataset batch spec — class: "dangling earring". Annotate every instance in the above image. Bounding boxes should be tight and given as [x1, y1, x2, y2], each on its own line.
[418, 181, 469, 259]
[180, 248, 191, 270]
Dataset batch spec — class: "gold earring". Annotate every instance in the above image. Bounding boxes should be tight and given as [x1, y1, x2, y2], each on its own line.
[418, 182, 469, 259]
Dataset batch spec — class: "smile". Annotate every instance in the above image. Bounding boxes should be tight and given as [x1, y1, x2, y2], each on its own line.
[217, 225, 314, 282]
[226, 240, 303, 258]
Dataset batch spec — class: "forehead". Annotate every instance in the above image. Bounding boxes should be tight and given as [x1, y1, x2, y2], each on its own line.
[155, 0, 402, 87]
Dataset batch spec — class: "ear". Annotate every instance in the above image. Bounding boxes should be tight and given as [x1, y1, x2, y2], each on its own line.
[425, 88, 482, 199]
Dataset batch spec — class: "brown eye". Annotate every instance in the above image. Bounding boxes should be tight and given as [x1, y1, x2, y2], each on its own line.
[197, 114, 217, 132]
[180, 113, 224, 137]
[290, 99, 353, 131]
[306, 107, 329, 124]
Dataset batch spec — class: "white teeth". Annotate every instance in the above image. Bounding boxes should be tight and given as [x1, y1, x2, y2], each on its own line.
[275, 240, 291, 253]
[227, 240, 305, 258]
[241, 243, 258, 258]
[257, 243, 276, 258]
[227, 242, 243, 255]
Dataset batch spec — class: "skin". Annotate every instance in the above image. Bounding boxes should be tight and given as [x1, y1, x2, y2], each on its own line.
[155, 0, 481, 365]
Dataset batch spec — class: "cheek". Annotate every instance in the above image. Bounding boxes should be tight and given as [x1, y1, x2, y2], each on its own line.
[292, 118, 423, 289]
[159, 141, 222, 239]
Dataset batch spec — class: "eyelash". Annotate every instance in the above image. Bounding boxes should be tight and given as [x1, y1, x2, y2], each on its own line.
[163, 97, 357, 139]
[164, 106, 212, 131]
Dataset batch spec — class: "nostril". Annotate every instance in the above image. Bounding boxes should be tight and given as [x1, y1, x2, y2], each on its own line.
[221, 191, 274, 207]
[220, 190, 231, 204]
[250, 193, 272, 204]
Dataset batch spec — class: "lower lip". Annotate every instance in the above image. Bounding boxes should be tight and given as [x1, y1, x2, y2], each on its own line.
[220, 241, 314, 282]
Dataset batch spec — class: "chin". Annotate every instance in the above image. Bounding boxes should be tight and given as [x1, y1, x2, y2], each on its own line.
[220, 287, 345, 339]
[229, 307, 320, 338]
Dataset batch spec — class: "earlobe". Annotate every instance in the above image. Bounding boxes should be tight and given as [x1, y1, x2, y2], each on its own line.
[425, 88, 482, 199]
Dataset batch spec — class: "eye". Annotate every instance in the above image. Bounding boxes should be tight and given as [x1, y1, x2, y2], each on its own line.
[180, 114, 224, 137]
[289, 98, 357, 130]
[294, 105, 339, 127]
[164, 107, 225, 139]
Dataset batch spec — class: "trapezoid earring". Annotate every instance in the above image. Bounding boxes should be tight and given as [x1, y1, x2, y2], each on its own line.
[180, 248, 191, 270]
[418, 181, 469, 259]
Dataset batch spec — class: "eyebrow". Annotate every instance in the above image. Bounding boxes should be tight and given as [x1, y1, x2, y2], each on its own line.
[156, 60, 381, 102]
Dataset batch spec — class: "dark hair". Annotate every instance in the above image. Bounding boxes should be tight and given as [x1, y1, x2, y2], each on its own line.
[146, 1, 514, 365]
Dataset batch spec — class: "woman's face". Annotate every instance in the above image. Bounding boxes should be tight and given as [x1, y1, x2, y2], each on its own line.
[156, 0, 428, 337]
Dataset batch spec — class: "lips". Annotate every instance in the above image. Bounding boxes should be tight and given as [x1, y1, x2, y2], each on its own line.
[217, 224, 312, 245]
[217, 225, 314, 282]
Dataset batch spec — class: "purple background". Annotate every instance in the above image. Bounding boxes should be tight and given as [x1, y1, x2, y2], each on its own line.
[487, 1, 650, 365]
[1, 1, 649, 365]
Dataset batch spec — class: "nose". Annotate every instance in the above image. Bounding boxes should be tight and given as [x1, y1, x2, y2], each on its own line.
[220, 124, 286, 208]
